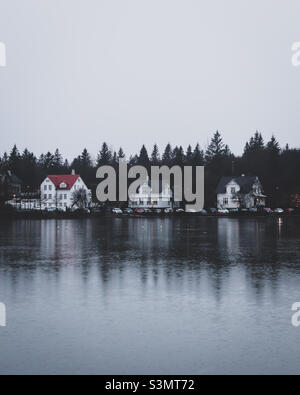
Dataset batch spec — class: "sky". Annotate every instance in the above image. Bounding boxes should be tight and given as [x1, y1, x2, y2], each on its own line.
[1, 0, 300, 161]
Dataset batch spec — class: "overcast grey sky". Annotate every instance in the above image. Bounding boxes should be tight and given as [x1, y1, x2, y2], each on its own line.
[1, 0, 300, 161]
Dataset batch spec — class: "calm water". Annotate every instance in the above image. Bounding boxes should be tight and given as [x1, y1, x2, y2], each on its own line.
[0, 216, 300, 375]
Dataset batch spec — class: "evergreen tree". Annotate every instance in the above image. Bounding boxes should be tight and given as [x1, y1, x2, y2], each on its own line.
[80, 148, 92, 168]
[9, 145, 21, 174]
[205, 131, 226, 162]
[162, 143, 173, 165]
[266, 135, 280, 155]
[193, 144, 204, 166]
[97, 142, 112, 166]
[173, 146, 184, 166]
[117, 148, 125, 162]
[138, 145, 150, 167]
[151, 144, 160, 165]
[185, 145, 193, 165]
[53, 149, 63, 171]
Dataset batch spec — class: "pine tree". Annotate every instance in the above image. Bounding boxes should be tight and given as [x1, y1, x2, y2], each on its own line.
[266, 135, 280, 155]
[9, 145, 21, 174]
[205, 131, 226, 162]
[151, 144, 160, 165]
[117, 148, 125, 162]
[97, 142, 112, 166]
[173, 146, 184, 166]
[81, 148, 92, 168]
[53, 149, 63, 170]
[185, 145, 193, 165]
[162, 143, 173, 165]
[138, 145, 150, 167]
[193, 144, 204, 165]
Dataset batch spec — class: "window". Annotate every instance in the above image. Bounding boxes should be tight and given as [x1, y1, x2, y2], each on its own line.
[49, 194, 52, 199]
[44, 185, 47, 191]
[223, 198, 229, 205]
[231, 187, 236, 194]
[60, 182, 67, 189]
[44, 194, 47, 200]
[64, 194, 67, 200]
[59, 194, 63, 200]
[49, 185, 52, 191]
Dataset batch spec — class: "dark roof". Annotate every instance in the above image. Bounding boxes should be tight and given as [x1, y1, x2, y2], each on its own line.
[216, 176, 258, 194]
[9, 174, 22, 184]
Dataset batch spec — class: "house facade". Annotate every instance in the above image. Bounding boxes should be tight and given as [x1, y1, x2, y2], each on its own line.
[216, 175, 266, 210]
[128, 179, 178, 210]
[40, 172, 91, 210]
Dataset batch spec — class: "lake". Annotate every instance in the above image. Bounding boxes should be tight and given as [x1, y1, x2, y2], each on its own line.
[0, 216, 300, 374]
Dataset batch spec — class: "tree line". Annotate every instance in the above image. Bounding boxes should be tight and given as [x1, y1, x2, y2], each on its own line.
[1, 131, 300, 207]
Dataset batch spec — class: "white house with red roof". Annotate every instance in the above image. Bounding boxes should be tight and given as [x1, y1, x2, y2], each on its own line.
[40, 171, 91, 210]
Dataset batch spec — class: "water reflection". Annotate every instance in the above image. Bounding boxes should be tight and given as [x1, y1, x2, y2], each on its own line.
[1, 217, 300, 301]
[1, 217, 300, 374]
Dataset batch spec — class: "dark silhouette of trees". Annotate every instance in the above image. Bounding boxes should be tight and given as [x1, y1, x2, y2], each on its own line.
[2, 131, 300, 207]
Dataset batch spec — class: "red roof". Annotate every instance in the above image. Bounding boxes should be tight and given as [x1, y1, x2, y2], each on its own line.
[48, 175, 80, 190]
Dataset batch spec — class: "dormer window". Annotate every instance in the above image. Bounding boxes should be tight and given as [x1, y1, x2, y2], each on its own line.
[60, 182, 67, 189]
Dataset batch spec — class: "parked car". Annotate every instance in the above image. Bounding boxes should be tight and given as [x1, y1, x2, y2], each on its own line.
[286, 208, 295, 214]
[209, 208, 217, 214]
[217, 209, 229, 215]
[112, 208, 123, 214]
[263, 208, 273, 214]
[164, 208, 173, 214]
[176, 208, 185, 214]
[154, 209, 163, 214]
[199, 209, 208, 215]
[274, 208, 284, 214]
[186, 208, 197, 213]
[124, 208, 133, 214]
[47, 207, 57, 212]
[229, 208, 239, 213]
[144, 208, 152, 214]
[135, 208, 145, 214]
[249, 208, 258, 213]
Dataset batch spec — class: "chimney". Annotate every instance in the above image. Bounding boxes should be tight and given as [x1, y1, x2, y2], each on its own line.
[71, 169, 75, 175]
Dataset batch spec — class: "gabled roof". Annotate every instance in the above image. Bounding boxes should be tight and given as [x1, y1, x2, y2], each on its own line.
[47, 175, 80, 190]
[216, 176, 258, 194]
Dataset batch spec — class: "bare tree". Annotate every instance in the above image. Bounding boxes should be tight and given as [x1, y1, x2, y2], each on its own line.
[71, 188, 89, 210]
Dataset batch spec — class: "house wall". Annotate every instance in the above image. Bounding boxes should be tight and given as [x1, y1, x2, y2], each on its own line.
[217, 180, 240, 209]
[40, 177, 91, 210]
[129, 182, 174, 209]
[217, 178, 266, 209]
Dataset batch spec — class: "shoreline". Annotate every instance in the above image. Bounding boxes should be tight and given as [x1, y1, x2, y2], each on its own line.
[0, 210, 298, 221]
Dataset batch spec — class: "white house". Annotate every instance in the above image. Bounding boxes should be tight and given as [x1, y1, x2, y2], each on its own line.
[128, 179, 178, 210]
[40, 172, 91, 211]
[216, 175, 266, 210]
